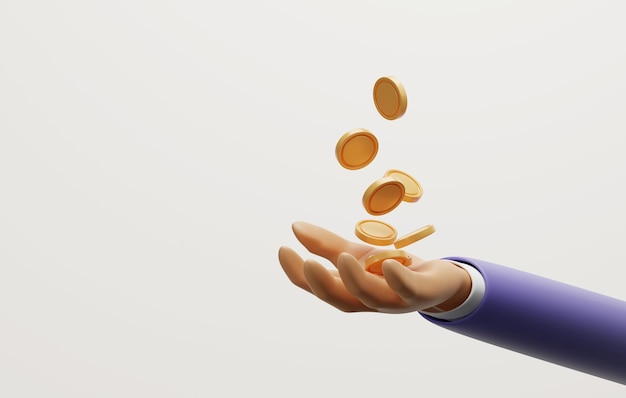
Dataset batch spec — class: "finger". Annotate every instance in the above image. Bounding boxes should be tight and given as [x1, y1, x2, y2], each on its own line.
[382, 259, 441, 309]
[383, 259, 470, 311]
[292, 221, 374, 266]
[278, 246, 312, 293]
[303, 259, 375, 313]
[337, 253, 408, 312]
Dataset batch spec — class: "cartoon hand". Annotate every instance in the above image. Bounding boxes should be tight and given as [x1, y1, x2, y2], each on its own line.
[279, 222, 471, 314]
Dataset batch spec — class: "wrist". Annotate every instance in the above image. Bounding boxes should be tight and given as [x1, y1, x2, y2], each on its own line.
[423, 262, 471, 312]
[420, 261, 485, 321]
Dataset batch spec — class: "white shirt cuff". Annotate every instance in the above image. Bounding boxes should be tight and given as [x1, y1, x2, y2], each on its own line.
[420, 261, 485, 321]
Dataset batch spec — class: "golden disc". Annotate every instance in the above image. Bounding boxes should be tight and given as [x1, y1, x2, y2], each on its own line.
[355, 219, 397, 246]
[393, 224, 436, 249]
[362, 177, 405, 216]
[384, 169, 423, 203]
[373, 76, 408, 120]
[335, 129, 379, 170]
[365, 250, 412, 275]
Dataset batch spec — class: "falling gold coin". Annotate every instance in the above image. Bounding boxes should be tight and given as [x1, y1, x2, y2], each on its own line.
[373, 76, 408, 120]
[384, 169, 423, 203]
[365, 250, 412, 275]
[362, 177, 405, 216]
[335, 128, 379, 170]
[355, 219, 397, 246]
[393, 224, 436, 249]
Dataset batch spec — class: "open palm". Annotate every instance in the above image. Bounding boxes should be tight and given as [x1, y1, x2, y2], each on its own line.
[279, 222, 471, 314]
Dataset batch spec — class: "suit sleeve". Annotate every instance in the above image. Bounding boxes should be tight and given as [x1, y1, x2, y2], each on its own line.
[421, 257, 626, 385]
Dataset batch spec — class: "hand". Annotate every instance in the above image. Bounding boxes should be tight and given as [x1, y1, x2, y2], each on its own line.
[278, 222, 471, 314]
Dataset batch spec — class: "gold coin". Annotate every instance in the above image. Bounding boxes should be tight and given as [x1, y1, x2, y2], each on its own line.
[373, 76, 408, 120]
[355, 219, 397, 246]
[384, 169, 423, 203]
[362, 177, 405, 216]
[365, 250, 412, 275]
[394, 224, 436, 249]
[335, 128, 378, 170]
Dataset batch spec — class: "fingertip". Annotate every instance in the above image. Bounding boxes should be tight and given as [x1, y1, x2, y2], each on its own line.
[278, 245, 291, 259]
[337, 252, 351, 263]
[303, 260, 334, 297]
[291, 221, 324, 250]
[278, 248, 312, 294]
[381, 258, 408, 275]
[278, 246, 299, 265]
[336, 253, 369, 296]
[291, 221, 305, 233]
[292, 221, 316, 235]
[337, 252, 360, 271]
[381, 259, 405, 286]
[303, 259, 330, 279]
[302, 258, 318, 273]
[382, 259, 421, 300]
[291, 221, 306, 238]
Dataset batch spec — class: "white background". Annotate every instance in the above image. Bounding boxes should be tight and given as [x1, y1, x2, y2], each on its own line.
[1, 1, 625, 396]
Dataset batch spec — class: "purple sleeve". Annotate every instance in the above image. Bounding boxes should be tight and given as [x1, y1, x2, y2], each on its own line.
[421, 257, 626, 384]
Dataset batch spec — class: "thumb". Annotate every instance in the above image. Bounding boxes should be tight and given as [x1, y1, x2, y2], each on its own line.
[382, 259, 469, 311]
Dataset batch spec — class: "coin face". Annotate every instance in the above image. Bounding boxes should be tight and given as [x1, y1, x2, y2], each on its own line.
[373, 76, 407, 120]
[384, 169, 423, 203]
[355, 219, 397, 246]
[362, 177, 405, 216]
[335, 129, 379, 170]
[365, 249, 412, 275]
[393, 224, 435, 249]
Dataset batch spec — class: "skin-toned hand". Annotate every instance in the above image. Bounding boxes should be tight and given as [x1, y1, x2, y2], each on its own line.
[278, 222, 472, 314]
